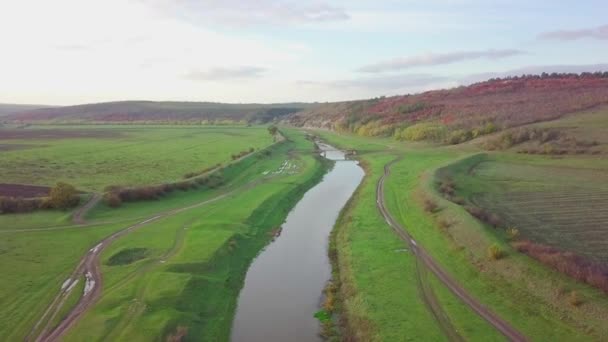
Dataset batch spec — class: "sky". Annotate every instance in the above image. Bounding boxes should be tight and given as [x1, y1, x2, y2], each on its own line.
[1, 0, 607, 105]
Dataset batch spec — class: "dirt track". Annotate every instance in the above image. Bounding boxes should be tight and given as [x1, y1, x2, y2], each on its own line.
[376, 157, 527, 342]
[72, 194, 101, 225]
[30, 189, 238, 342]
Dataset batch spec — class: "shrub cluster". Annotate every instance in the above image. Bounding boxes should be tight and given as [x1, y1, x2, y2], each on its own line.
[513, 240, 608, 293]
[423, 199, 439, 213]
[395, 122, 447, 142]
[484, 127, 560, 150]
[488, 243, 505, 260]
[569, 290, 583, 307]
[183, 163, 221, 179]
[465, 205, 502, 227]
[104, 173, 224, 207]
[48, 182, 80, 209]
[231, 147, 255, 160]
[438, 178, 455, 196]
[437, 177, 466, 204]
[446, 122, 498, 145]
[0, 197, 47, 214]
[0, 182, 80, 214]
[506, 227, 520, 240]
[517, 136, 600, 155]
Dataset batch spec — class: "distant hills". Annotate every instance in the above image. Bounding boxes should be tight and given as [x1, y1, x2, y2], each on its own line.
[5, 101, 316, 124]
[287, 72, 608, 142]
[5, 73, 608, 142]
[0, 103, 54, 117]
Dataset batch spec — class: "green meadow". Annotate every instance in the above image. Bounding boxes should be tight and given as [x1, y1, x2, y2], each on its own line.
[0, 127, 328, 341]
[2, 110, 608, 341]
[318, 117, 608, 341]
[0, 125, 274, 191]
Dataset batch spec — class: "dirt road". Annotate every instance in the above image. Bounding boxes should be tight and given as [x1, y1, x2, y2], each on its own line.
[376, 157, 527, 342]
[72, 193, 101, 225]
[31, 190, 237, 342]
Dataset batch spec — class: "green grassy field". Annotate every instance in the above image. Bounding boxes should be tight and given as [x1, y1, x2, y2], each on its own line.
[317, 127, 608, 341]
[328, 147, 501, 341]
[444, 152, 608, 262]
[0, 127, 328, 341]
[0, 220, 140, 340]
[3, 115, 608, 341]
[0, 125, 273, 191]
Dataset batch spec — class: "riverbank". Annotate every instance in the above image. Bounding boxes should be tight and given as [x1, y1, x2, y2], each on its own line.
[231, 141, 363, 341]
[316, 129, 608, 341]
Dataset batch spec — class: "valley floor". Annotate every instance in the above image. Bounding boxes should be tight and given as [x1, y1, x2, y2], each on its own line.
[2, 115, 608, 341]
[0, 128, 329, 341]
[318, 126, 608, 341]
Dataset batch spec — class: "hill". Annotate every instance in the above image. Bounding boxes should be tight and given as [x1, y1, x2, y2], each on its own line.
[287, 72, 608, 144]
[7, 101, 316, 124]
[0, 103, 54, 117]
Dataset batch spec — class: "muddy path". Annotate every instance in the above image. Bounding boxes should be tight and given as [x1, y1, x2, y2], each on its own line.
[29, 184, 251, 342]
[72, 193, 101, 225]
[377, 157, 527, 342]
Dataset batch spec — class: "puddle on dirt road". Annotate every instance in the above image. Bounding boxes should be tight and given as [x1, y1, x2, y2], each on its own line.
[231, 142, 364, 342]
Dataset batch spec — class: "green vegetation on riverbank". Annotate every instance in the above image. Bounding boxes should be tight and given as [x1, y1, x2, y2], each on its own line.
[317, 117, 608, 341]
[0, 128, 328, 341]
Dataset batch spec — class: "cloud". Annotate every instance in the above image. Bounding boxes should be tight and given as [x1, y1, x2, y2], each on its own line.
[299, 63, 608, 99]
[145, 0, 349, 27]
[358, 49, 525, 73]
[539, 24, 608, 41]
[184, 66, 267, 81]
[299, 73, 451, 91]
[54, 44, 90, 51]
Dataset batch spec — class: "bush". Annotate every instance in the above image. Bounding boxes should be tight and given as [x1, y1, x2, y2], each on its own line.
[488, 243, 505, 260]
[569, 291, 583, 307]
[484, 128, 561, 151]
[438, 180, 455, 196]
[513, 240, 608, 293]
[506, 227, 520, 240]
[176, 181, 193, 191]
[103, 193, 122, 208]
[465, 205, 502, 227]
[424, 199, 439, 213]
[447, 129, 473, 144]
[451, 196, 466, 205]
[0, 197, 44, 214]
[396, 123, 447, 142]
[103, 171, 225, 208]
[49, 182, 80, 209]
[438, 219, 453, 230]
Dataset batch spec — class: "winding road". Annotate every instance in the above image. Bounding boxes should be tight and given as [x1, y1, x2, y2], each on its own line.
[376, 157, 527, 342]
[29, 188, 242, 342]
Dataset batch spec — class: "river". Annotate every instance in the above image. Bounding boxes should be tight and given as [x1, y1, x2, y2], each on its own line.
[231, 142, 364, 342]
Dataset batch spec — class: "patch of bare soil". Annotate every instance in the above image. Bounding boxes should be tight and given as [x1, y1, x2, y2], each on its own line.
[0, 129, 122, 140]
[0, 183, 50, 198]
[0, 143, 40, 151]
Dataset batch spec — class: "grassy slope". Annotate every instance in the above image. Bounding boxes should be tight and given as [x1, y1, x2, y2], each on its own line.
[433, 153, 608, 336]
[0, 128, 319, 340]
[61, 129, 329, 341]
[0, 125, 273, 191]
[319, 132, 501, 341]
[443, 152, 608, 261]
[0, 220, 140, 341]
[317, 129, 608, 341]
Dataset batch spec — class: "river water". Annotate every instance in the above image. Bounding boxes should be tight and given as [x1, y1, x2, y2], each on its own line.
[231, 142, 364, 342]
